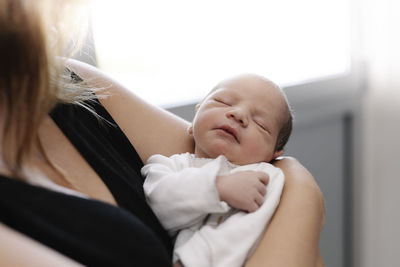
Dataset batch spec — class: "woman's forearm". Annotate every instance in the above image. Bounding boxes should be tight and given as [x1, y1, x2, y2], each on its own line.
[65, 60, 325, 266]
[246, 157, 325, 267]
[0, 223, 82, 267]
[66, 59, 195, 162]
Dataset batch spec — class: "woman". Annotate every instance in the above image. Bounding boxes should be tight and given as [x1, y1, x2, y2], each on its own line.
[0, 0, 324, 266]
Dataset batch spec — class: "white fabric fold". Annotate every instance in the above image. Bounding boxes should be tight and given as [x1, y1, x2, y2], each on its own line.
[142, 153, 284, 267]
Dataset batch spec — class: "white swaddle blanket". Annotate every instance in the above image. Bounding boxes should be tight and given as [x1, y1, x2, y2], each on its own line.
[142, 153, 284, 267]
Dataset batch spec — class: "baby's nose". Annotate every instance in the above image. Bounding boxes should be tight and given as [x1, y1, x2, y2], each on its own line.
[226, 109, 248, 126]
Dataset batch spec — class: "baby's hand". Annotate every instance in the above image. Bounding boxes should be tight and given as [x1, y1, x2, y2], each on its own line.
[216, 171, 269, 212]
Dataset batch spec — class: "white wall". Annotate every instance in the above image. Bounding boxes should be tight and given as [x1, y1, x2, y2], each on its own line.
[357, 0, 400, 266]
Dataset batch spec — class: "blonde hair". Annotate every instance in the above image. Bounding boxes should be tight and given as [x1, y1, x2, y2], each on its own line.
[0, 0, 97, 178]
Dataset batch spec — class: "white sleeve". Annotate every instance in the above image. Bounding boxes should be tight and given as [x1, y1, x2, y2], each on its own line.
[175, 163, 285, 267]
[141, 154, 230, 234]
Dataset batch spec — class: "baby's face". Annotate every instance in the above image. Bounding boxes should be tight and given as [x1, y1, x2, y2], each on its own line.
[192, 74, 286, 165]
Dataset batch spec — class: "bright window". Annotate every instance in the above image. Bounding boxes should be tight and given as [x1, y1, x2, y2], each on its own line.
[91, 0, 351, 107]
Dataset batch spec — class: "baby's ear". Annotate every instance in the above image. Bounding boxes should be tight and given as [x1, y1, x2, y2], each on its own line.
[187, 124, 194, 135]
[271, 150, 284, 160]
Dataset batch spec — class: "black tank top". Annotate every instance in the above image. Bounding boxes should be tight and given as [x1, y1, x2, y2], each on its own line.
[0, 98, 173, 266]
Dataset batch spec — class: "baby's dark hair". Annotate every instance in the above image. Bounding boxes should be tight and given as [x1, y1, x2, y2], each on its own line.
[274, 94, 293, 152]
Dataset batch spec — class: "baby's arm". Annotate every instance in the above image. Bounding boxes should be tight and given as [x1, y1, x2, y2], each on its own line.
[175, 164, 284, 267]
[142, 154, 230, 233]
[216, 171, 269, 212]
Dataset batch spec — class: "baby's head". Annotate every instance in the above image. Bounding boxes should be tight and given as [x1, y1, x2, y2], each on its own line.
[189, 74, 292, 165]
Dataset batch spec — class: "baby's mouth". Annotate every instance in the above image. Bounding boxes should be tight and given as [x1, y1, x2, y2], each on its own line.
[216, 125, 239, 143]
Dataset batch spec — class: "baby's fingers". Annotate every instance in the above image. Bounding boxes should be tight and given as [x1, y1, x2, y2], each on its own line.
[247, 202, 260, 213]
[258, 173, 270, 186]
[257, 185, 267, 196]
[247, 195, 264, 212]
[254, 194, 264, 207]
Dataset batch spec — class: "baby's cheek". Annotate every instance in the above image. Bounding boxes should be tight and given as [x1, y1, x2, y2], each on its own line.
[246, 138, 273, 160]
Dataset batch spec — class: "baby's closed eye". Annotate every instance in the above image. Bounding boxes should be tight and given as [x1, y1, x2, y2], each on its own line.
[214, 98, 231, 106]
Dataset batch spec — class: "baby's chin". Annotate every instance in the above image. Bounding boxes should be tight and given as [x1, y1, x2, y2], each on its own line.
[194, 141, 229, 156]
[195, 150, 270, 165]
[195, 143, 272, 164]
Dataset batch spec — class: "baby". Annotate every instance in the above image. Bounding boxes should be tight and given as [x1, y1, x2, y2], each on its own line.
[142, 74, 293, 267]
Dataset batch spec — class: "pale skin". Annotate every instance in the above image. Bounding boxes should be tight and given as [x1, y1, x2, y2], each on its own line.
[0, 59, 325, 266]
[172, 76, 296, 267]
[191, 75, 285, 213]
[217, 170, 270, 213]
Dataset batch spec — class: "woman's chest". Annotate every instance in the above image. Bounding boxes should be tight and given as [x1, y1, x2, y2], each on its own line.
[37, 116, 117, 205]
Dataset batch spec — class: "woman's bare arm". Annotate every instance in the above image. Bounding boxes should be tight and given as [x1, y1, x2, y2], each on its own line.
[66, 59, 194, 163]
[67, 60, 325, 266]
[0, 223, 82, 267]
[246, 157, 325, 267]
